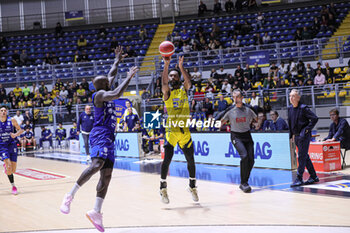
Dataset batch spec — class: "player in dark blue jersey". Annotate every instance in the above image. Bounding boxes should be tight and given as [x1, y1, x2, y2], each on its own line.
[20, 127, 36, 151]
[0, 106, 24, 195]
[68, 122, 79, 140]
[60, 46, 138, 232]
[55, 122, 66, 148]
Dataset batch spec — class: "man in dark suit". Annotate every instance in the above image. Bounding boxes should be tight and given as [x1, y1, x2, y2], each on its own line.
[288, 89, 319, 187]
[324, 108, 350, 150]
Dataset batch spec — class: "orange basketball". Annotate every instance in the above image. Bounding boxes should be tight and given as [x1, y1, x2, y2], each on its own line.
[159, 41, 175, 57]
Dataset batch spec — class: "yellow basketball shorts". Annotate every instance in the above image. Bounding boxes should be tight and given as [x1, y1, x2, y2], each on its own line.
[165, 128, 192, 149]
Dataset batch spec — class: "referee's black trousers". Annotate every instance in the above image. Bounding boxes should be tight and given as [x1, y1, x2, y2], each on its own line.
[231, 133, 255, 185]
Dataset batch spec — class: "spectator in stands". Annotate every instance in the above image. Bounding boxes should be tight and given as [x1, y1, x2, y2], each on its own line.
[324, 108, 350, 150]
[0, 36, 7, 48]
[44, 93, 53, 107]
[55, 78, 64, 90]
[138, 24, 147, 41]
[55, 123, 66, 148]
[205, 81, 215, 99]
[294, 29, 302, 41]
[250, 92, 261, 113]
[76, 85, 87, 103]
[39, 82, 47, 95]
[80, 50, 89, 62]
[328, 14, 336, 31]
[12, 50, 20, 66]
[0, 58, 6, 69]
[278, 80, 289, 88]
[305, 63, 315, 80]
[225, 0, 234, 13]
[242, 77, 252, 93]
[98, 25, 107, 39]
[22, 83, 31, 98]
[248, 0, 258, 11]
[39, 126, 53, 150]
[231, 34, 240, 48]
[80, 78, 89, 91]
[328, 3, 337, 17]
[141, 88, 151, 100]
[288, 59, 298, 82]
[51, 53, 59, 64]
[241, 21, 252, 35]
[182, 42, 191, 53]
[320, 15, 328, 31]
[0, 83, 5, 94]
[154, 78, 161, 98]
[243, 64, 252, 80]
[234, 20, 242, 35]
[213, 95, 228, 118]
[190, 99, 202, 113]
[77, 35, 87, 50]
[124, 107, 139, 132]
[213, 0, 222, 15]
[13, 110, 24, 126]
[180, 29, 190, 47]
[55, 22, 63, 37]
[301, 27, 312, 40]
[211, 23, 221, 38]
[43, 53, 52, 65]
[77, 105, 94, 155]
[268, 62, 278, 78]
[251, 62, 262, 83]
[0, 91, 6, 104]
[320, 5, 329, 19]
[22, 109, 31, 121]
[221, 79, 232, 95]
[20, 50, 28, 66]
[234, 65, 244, 77]
[18, 98, 26, 109]
[172, 32, 181, 48]
[262, 32, 271, 44]
[324, 62, 333, 77]
[123, 100, 138, 121]
[312, 17, 321, 36]
[68, 122, 79, 140]
[110, 36, 118, 52]
[126, 46, 136, 58]
[297, 60, 306, 78]
[53, 93, 64, 106]
[262, 76, 275, 90]
[235, 0, 243, 12]
[13, 84, 22, 98]
[198, 1, 208, 16]
[255, 12, 265, 30]
[202, 97, 214, 118]
[269, 110, 289, 131]
[314, 69, 326, 85]
[190, 67, 202, 91]
[254, 112, 270, 131]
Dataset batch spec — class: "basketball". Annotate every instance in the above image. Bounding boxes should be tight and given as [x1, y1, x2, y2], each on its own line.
[159, 41, 175, 57]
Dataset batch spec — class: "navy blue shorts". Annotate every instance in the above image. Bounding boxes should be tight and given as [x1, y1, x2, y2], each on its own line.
[0, 143, 18, 162]
[90, 141, 115, 164]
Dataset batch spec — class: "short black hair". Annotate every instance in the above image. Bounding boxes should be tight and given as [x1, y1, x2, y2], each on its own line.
[0, 105, 8, 110]
[168, 68, 181, 77]
[270, 110, 279, 116]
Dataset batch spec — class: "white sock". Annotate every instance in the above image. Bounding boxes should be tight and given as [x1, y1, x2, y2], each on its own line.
[11, 183, 15, 187]
[68, 183, 80, 197]
[94, 197, 104, 213]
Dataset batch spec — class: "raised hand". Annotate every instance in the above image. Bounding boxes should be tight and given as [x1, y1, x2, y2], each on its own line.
[115, 46, 128, 62]
[178, 56, 184, 68]
[162, 56, 171, 66]
[127, 66, 139, 79]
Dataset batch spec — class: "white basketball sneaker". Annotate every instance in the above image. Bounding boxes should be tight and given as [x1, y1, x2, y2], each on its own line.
[86, 209, 104, 232]
[60, 194, 73, 214]
[160, 188, 169, 204]
[188, 187, 199, 202]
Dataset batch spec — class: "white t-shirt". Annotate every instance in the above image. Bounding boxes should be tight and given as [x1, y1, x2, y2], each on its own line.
[13, 115, 24, 126]
[290, 62, 297, 76]
[60, 90, 68, 99]
[190, 71, 202, 82]
[250, 96, 260, 107]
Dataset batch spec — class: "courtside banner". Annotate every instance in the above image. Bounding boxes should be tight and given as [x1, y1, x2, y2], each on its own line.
[115, 133, 139, 157]
[114, 98, 130, 123]
[172, 132, 292, 169]
[246, 51, 270, 67]
[262, 0, 281, 3]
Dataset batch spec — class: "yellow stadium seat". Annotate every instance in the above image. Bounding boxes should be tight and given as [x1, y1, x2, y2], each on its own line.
[339, 90, 347, 97]
[285, 79, 290, 85]
[341, 67, 349, 74]
[344, 82, 350, 89]
[253, 81, 262, 89]
[334, 67, 341, 74]
[200, 86, 206, 92]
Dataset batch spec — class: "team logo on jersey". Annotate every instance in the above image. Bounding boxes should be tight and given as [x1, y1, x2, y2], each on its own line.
[144, 110, 161, 129]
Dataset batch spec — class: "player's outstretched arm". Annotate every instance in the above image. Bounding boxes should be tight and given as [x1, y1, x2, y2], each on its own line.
[108, 46, 128, 87]
[162, 56, 171, 101]
[11, 118, 24, 138]
[95, 66, 139, 105]
[178, 56, 191, 91]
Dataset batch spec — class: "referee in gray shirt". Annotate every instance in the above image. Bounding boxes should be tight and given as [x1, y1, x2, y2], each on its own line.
[221, 90, 257, 193]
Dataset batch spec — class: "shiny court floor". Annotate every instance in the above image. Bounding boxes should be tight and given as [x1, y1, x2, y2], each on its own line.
[1, 151, 350, 233]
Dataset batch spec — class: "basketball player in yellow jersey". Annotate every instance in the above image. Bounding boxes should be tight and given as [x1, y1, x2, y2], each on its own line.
[159, 56, 198, 204]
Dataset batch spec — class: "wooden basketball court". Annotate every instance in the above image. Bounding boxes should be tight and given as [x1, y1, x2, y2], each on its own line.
[1, 152, 349, 233]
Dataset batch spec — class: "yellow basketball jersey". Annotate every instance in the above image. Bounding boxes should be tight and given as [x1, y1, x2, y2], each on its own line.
[163, 86, 190, 131]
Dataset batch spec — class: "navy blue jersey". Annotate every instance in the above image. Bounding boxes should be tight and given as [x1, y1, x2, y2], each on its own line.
[77, 112, 94, 132]
[0, 117, 15, 145]
[69, 127, 79, 140]
[56, 127, 66, 139]
[41, 129, 52, 138]
[24, 131, 34, 139]
[90, 92, 117, 146]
